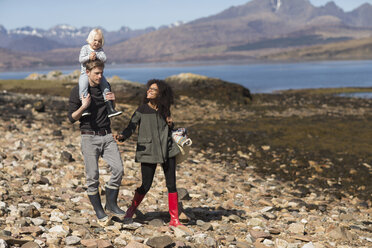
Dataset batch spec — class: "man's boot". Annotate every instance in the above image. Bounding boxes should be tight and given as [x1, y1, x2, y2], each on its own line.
[124, 190, 145, 220]
[105, 100, 122, 118]
[105, 187, 126, 217]
[168, 192, 184, 227]
[88, 192, 108, 221]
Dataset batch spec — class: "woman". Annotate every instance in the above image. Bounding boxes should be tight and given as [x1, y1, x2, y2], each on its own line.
[115, 79, 183, 227]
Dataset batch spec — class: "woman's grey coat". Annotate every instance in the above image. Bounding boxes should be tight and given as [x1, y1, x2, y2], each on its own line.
[121, 104, 180, 163]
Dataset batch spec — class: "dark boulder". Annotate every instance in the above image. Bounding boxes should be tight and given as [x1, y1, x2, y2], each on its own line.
[165, 73, 252, 105]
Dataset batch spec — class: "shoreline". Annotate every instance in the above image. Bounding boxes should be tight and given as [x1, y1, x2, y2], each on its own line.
[1, 60, 372, 94]
[2, 58, 372, 73]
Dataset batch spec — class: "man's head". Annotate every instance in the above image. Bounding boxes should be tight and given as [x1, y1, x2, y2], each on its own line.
[86, 60, 105, 87]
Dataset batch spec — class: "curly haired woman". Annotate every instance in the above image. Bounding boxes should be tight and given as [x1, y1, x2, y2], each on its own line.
[115, 79, 183, 227]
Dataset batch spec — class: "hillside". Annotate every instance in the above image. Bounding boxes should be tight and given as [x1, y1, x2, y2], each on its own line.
[0, 48, 44, 70]
[261, 37, 372, 61]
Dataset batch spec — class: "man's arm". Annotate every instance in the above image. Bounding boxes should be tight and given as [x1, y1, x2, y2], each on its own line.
[68, 87, 91, 123]
[71, 94, 91, 121]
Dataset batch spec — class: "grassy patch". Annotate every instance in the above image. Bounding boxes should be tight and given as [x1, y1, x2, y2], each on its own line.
[228, 35, 350, 51]
[278, 87, 372, 95]
[0, 79, 73, 97]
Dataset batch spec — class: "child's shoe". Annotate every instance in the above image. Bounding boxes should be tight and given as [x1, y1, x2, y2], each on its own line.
[82, 109, 91, 117]
[105, 101, 122, 118]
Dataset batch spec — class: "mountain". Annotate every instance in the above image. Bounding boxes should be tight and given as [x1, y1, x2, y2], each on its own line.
[105, 0, 372, 63]
[8, 36, 67, 52]
[2, 0, 372, 69]
[0, 24, 160, 50]
[261, 37, 372, 61]
[347, 3, 372, 27]
[0, 48, 44, 70]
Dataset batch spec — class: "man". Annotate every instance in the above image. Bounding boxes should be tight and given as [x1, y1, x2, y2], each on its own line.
[68, 60, 125, 222]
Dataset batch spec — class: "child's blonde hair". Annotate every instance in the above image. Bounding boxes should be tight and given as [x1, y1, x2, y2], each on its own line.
[86, 28, 105, 46]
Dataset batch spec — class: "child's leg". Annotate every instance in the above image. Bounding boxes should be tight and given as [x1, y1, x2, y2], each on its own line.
[99, 76, 110, 101]
[102, 75, 122, 117]
[78, 74, 89, 100]
[79, 73, 91, 116]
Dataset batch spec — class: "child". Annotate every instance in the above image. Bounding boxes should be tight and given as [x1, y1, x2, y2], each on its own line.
[78, 28, 121, 118]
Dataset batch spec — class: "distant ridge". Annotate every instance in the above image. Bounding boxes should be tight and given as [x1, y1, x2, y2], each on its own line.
[2, 0, 372, 69]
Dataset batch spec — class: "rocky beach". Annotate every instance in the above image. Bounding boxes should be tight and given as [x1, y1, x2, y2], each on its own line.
[0, 73, 371, 248]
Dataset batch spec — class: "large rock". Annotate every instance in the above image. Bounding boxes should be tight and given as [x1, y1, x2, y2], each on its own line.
[165, 73, 252, 105]
[111, 81, 145, 105]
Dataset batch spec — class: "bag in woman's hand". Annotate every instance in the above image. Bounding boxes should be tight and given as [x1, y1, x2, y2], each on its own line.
[172, 128, 192, 164]
[171, 128, 192, 147]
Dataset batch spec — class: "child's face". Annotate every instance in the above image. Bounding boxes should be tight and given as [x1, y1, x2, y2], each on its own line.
[90, 34, 103, 50]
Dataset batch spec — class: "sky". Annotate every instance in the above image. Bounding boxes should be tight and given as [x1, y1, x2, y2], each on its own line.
[1, 0, 372, 31]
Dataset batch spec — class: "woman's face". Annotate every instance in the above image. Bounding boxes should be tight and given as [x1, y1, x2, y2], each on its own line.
[147, 83, 159, 100]
[90, 34, 103, 50]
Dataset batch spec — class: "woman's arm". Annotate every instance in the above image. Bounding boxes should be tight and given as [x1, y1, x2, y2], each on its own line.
[116, 111, 141, 142]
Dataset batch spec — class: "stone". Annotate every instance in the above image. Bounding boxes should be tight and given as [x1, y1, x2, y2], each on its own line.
[69, 217, 89, 225]
[60, 151, 74, 163]
[247, 218, 264, 226]
[177, 188, 191, 200]
[204, 237, 216, 247]
[327, 226, 352, 241]
[19, 226, 43, 235]
[124, 241, 150, 248]
[236, 241, 252, 248]
[302, 242, 315, 248]
[201, 223, 213, 231]
[146, 235, 173, 248]
[20, 242, 40, 248]
[0, 239, 7, 248]
[33, 101, 45, 113]
[22, 205, 40, 218]
[114, 237, 127, 246]
[0, 236, 29, 246]
[249, 230, 271, 239]
[48, 225, 69, 237]
[148, 219, 164, 227]
[65, 236, 81, 246]
[288, 223, 305, 234]
[275, 238, 289, 248]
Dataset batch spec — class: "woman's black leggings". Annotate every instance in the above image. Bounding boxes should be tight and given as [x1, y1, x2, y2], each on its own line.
[136, 157, 177, 195]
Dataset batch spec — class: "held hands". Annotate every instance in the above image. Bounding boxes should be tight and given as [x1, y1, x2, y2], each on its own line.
[113, 134, 125, 144]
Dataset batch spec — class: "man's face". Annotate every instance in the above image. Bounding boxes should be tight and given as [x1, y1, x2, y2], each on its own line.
[87, 67, 103, 87]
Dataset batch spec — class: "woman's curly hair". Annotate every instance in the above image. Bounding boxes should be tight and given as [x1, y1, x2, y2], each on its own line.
[142, 79, 174, 120]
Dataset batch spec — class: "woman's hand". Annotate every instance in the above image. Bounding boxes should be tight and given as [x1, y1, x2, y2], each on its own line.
[166, 116, 173, 126]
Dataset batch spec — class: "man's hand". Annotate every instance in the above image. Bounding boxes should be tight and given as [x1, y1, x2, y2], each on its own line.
[105, 92, 116, 101]
[81, 93, 91, 109]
